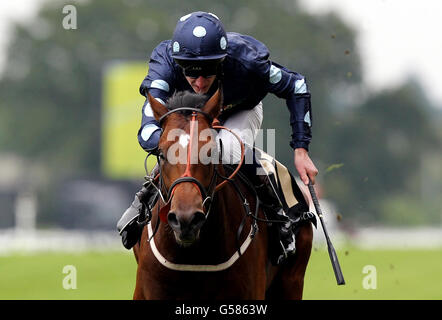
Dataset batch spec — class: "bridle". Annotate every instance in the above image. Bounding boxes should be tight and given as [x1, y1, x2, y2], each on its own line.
[154, 107, 245, 223]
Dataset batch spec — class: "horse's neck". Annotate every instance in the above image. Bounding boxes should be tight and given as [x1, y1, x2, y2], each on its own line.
[205, 166, 255, 251]
[204, 183, 241, 249]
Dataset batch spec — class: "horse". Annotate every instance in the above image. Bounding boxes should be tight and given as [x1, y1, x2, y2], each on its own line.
[132, 87, 313, 300]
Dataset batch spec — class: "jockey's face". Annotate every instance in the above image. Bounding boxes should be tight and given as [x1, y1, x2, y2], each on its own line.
[185, 75, 217, 94]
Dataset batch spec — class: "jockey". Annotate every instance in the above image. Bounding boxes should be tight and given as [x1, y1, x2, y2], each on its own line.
[117, 11, 318, 264]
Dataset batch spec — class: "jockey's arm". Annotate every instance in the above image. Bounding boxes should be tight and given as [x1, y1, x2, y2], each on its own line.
[286, 85, 318, 185]
[136, 92, 163, 152]
[137, 41, 175, 152]
[261, 61, 318, 184]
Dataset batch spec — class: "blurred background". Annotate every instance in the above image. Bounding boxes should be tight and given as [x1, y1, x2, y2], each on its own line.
[0, 0, 441, 299]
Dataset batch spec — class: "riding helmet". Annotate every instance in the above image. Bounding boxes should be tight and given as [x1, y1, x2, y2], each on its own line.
[171, 11, 228, 62]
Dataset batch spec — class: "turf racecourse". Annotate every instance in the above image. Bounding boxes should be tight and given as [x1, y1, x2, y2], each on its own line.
[0, 247, 440, 300]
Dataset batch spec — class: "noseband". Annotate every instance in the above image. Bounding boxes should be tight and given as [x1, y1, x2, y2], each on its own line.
[156, 107, 245, 222]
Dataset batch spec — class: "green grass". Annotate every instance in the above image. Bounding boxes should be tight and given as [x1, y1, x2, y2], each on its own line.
[0, 251, 137, 300]
[303, 246, 442, 300]
[1, 248, 441, 300]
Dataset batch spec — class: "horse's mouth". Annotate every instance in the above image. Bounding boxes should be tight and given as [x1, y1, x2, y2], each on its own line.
[173, 231, 200, 248]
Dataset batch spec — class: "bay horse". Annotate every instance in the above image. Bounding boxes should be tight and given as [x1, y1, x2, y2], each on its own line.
[132, 88, 313, 300]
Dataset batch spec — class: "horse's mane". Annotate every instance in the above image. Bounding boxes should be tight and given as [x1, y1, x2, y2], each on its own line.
[167, 91, 208, 111]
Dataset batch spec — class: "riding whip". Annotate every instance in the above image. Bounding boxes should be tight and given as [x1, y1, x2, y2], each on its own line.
[308, 179, 345, 285]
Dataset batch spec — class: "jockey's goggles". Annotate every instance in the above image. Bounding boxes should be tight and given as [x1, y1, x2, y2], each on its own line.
[175, 58, 223, 79]
[182, 65, 218, 78]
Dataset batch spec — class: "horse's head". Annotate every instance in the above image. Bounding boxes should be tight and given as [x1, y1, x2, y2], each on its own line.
[148, 89, 222, 247]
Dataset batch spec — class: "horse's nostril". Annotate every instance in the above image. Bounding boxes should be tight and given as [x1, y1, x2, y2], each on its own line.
[189, 211, 206, 231]
[167, 212, 180, 229]
[168, 211, 205, 235]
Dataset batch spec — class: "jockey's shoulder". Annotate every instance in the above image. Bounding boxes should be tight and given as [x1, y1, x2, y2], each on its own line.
[150, 40, 175, 64]
[152, 39, 171, 52]
[225, 32, 271, 74]
[226, 32, 269, 56]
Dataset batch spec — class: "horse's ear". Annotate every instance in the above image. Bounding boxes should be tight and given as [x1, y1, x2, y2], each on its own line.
[202, 86, 223, 120]
[147, 92, 168, 122]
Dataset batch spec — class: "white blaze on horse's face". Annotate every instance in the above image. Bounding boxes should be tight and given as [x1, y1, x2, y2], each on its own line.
[179, 133, 190, 149]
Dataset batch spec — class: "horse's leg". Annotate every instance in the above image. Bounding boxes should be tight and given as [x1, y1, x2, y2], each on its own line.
[266, 222, 313, 300]
[133, 242, 140, 264]
[132, 270, 145, 300]
[132, 232, 148, 299]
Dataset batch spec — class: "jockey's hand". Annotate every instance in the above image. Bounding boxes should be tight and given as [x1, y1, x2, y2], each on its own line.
[294, 148, 318, 185]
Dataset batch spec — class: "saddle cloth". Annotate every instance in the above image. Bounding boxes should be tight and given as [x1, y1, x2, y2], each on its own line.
[239, 147, 317, 265]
